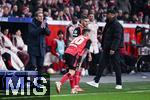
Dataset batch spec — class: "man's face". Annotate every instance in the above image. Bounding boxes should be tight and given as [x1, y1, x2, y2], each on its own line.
[82, 18, 89, 27]
[88, 14, 95, 22]
[16, 30, 21, 36]
[37, 0, 43, 5]
[4, 29, 9, 35]
[82, 9, 88, 17]
[124, 14, 129, 19]
[64, 7, 70, 14]
[106, 13, 115, 20]
[72, 18, 78, 24]
[13, 5, 18, 12]
[36, 13, 44, 22]
[3, 7, 9, 15]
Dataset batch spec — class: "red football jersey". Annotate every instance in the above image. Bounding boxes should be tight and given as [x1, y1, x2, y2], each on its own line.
[65, 35, 90, 56]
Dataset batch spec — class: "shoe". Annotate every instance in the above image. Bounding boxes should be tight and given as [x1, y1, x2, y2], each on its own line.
[76, 87, 84, 92]
[115, 85, 122, 89]
[130, 70, 135, 74]
[47, 68, 56, 74]
[74, 85, 84, 92]
[86, 81, 99, 88]
[71, 88, 78, 94]
[55, 82, 61, 94]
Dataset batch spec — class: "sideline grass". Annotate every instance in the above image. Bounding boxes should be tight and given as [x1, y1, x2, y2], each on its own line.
[1, 81, 150, 100]
[50, 81, 150, 100]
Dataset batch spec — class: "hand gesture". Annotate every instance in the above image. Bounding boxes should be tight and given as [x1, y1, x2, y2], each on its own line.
[41, 20, 46, 29]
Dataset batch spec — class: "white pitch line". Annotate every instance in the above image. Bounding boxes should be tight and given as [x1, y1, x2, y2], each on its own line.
[1, 95, 50, 99]
[126, 90, 150, 93]
[1, 90, 150, 99]
[51, 93, 100, 97]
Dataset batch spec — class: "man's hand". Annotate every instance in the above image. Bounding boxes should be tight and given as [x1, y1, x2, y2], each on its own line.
[41, 20, 46, 29]
[110, 50, 115, 55]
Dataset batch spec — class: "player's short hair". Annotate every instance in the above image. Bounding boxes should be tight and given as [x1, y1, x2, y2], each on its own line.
[79, 16, 88, 23]
[82, 28, 91, 35]
[80, 16, 88, 20]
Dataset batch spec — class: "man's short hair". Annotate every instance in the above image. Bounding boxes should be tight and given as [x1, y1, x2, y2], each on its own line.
[80, 16, 88, 20]
[79, 16, 89, 23]
[35, 11, 43, 17]
[88, 12, 94, 15]
[82, 28, 91, 35]
[107, 9, 116, 14]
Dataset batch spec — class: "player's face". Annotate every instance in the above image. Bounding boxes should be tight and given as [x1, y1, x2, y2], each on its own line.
[82, 19, 89, 27]
[36, 13, 44, 22]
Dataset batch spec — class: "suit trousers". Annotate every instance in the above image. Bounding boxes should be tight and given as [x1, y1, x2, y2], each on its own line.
[94, 51, 122, 85]
[29, 55, 44, 75]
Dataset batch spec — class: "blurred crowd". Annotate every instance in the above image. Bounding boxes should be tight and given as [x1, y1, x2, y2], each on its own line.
[0, 0, 150, 24]
[0, 0, 150, 74]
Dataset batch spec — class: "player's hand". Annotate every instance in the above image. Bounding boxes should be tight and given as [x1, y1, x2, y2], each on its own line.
[110, 50, 115, 55]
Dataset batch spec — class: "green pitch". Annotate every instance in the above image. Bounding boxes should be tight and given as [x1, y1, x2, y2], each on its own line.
[1, 81, 150, 100]
[50, 81, 150, 100]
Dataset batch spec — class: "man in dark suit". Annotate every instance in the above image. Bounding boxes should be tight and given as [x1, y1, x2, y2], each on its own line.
[86, 9, 124, 89]
[27, 11, 50, 75]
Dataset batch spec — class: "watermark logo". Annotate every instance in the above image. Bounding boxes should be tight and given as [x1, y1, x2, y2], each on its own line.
[0, 72, 50, 97]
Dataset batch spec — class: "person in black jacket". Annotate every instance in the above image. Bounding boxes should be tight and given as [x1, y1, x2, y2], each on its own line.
[27, 11, 50, 75]
[86, 9, 124, 89]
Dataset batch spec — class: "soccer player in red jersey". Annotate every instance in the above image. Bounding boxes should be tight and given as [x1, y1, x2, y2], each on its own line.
[72, 16, 89, 37]
[55, 28, 92, 94]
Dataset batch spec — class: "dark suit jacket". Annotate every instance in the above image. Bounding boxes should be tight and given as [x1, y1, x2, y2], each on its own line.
[102, 18, 124, 51]
[27, 18, 50, 57]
